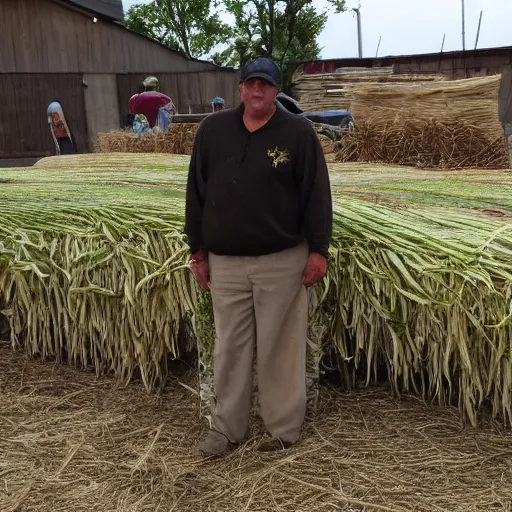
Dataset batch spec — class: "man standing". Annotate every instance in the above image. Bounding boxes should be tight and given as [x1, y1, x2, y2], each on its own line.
[185, 57, 332, 455]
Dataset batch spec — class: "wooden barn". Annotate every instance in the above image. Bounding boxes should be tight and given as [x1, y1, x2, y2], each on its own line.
[0, 0, 240, 160]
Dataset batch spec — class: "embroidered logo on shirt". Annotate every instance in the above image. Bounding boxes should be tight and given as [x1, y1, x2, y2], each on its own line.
[267, 147, 290, 168]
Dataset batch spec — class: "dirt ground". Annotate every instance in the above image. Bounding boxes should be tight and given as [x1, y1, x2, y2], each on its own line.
[1, 344, 512, 512]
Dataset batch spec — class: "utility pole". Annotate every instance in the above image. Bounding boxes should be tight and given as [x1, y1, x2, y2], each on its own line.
[474, 11, 483, 49]
[438, 34, 446, 73]
[353, 6, 363, 58]
[461, 0, 466, 51]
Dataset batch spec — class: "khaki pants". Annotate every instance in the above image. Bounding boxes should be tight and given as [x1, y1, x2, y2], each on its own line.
[209, 242, 309, 444]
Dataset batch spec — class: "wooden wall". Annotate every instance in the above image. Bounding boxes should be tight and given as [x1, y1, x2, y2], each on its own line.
[389, 53, 511, 79]
[1, 69, 240, 157]
[83, 74, 120, 151]
[499, 65, 512, 135]
[1, 0, 218, 74]
[0, 74, 88, 158]
[499, 65, 512, 167]
[0, 0, 240, 158]
[117, 71, 240, 126]
[300, 47, 512, 80]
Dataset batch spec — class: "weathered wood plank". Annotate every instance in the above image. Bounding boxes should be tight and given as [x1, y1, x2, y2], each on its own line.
[2, 0, 222, 74]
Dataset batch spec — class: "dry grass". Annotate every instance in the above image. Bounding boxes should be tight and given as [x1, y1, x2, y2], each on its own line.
[96, 123, 338, 158]
[294, 75, 501, 131]
[348, 75, 503, 137]
[294, 73, 508, 169]
[292, 70, 447, 112]
[1, 344, 512, 512]
[336, 119, 509, 169]
[97, 124, 198, 156]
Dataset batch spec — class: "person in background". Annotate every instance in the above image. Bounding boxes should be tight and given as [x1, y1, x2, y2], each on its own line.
[185, 57, 332, 456]
[211, 96, 225, 112]
[47, 101, 77, 155]
[128, 76, 174, 128]
[126, 93, 139, 127]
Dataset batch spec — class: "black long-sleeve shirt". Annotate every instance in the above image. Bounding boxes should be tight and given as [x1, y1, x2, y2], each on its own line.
[184, 103, 332, 259]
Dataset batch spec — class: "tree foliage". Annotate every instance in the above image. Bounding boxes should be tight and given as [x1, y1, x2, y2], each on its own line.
[125, 0, 233, 59]
[125, 0, 346, 88]
[220, 0, 346, 88]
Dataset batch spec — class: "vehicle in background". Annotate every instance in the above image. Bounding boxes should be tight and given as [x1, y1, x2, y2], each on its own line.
[276, 92, 354, 142]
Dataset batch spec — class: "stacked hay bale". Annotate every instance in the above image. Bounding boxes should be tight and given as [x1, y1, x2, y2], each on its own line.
[98, 121, 341, 161]
[293, 71, 508, 169]
[97, 124, 198, 155]
[293, 67, 445, 112]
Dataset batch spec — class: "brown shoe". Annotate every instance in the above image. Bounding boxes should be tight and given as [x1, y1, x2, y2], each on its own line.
[256, 438, 294, 453]
[198, 430, 232, 456]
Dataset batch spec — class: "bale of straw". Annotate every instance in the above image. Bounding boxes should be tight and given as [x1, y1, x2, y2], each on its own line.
[348, 75, 504, 140]
[158, 123, 198, 155]
[292, 69, 447, 112]
[97, 131, 130, 153]
[97, 124, 199, 156]
[98, 123, 339, 157]
[295, 73, 507, 169]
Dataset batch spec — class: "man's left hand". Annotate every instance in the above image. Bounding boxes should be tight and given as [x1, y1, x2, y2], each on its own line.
[303, 253, 328, 288]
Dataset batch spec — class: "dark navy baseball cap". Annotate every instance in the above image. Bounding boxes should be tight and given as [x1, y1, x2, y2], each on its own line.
[240, 58, 281, 87]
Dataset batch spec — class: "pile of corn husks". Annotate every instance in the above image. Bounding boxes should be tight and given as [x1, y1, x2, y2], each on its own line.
[1, 154, 512, 425]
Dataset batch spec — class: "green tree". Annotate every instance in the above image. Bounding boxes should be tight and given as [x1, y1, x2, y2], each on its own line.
[216, 0, 346, 90]
[125, 0, 346, 86]
[125, 0, 233, 60]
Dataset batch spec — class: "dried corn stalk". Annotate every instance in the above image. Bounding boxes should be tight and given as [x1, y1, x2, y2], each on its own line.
[1, 154, 512, 426]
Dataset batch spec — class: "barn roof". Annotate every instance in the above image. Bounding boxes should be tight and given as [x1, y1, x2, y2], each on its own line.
[68, 0, 124, 22]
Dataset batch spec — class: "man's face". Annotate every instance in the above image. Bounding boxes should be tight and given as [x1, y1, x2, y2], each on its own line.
[239, 78, 277, 115]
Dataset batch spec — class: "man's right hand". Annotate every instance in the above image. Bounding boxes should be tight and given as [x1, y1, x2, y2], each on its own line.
[190, 252, 210, 290]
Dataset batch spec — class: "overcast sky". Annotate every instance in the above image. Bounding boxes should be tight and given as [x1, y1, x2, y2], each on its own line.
[122, 0, 511, 60]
